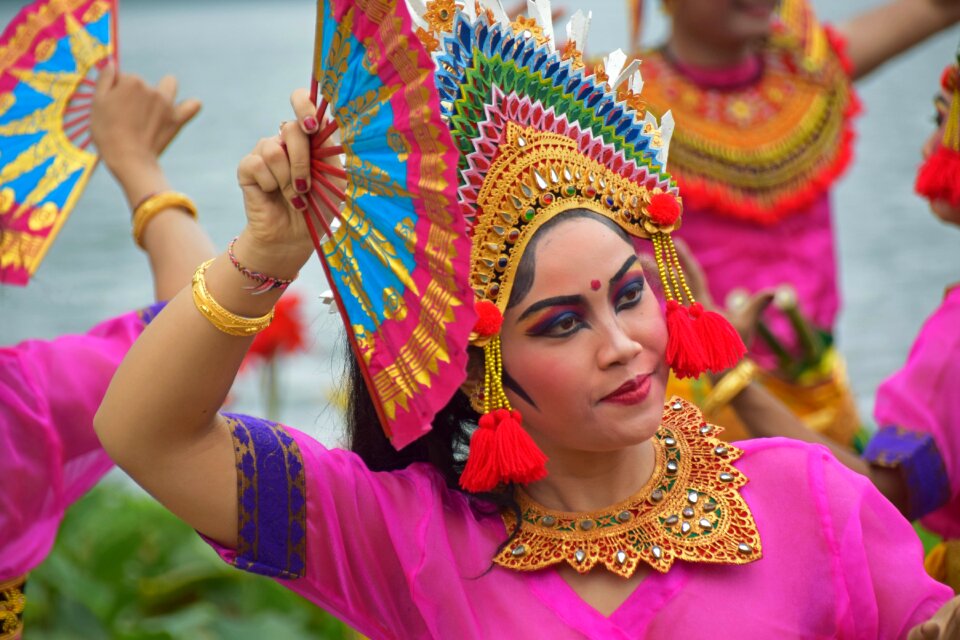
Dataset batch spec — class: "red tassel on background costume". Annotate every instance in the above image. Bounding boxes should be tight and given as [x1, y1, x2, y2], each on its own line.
[665, 300, 707, 379]
[691, 302, 747, 372]
[916, 146, 960, 208]
[460, 409, 547, 492]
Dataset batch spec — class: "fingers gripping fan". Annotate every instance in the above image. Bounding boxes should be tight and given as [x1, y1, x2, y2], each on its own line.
[0, 0, 118, 286]
[306, 0, 474, 449]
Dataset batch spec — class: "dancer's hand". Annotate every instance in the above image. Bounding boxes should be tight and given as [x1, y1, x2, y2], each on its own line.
[235, 88, 340, 279]
[91, 63, 201, 186]
[908, 595, 960, 639]
[724, 289, 774, 349]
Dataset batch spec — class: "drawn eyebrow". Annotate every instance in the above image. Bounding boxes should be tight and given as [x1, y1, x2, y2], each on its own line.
[609, 255, 639, 287]
[517, 294, 584, 322]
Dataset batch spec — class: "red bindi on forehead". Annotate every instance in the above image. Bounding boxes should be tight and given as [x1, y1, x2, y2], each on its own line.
[590, 279, 601, 291]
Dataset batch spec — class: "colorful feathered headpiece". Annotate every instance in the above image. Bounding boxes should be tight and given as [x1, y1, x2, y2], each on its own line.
[404, 0, 746, 491]
[915, 49, 960, 207]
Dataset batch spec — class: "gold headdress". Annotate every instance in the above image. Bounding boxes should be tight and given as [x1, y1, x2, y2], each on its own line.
[406, 0, 746, 492]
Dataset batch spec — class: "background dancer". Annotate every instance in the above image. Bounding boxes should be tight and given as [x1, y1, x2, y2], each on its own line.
[633, 0, 960, 448]
[707, 47, 960, 594]
[0, 65, 213, 637]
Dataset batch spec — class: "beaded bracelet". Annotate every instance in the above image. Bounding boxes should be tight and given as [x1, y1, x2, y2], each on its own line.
[701, 358, 759, 417]
[132, 191, 198, 248]
[227, 236, 296, 295]
[192, 259, 274, 337]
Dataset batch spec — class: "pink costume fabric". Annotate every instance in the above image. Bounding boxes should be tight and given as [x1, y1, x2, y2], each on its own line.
[670, 54, 840, 366]
[0, 303, 162, 580]
[679, 194, 838, 364]
[206, 414, 949, 639]
[869, 285, 960, 532]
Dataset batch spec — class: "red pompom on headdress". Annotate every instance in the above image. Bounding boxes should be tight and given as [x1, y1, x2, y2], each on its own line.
[941, 64, 959, 93]
[473, 299, 503, 337]
[647, 192, 682, 226]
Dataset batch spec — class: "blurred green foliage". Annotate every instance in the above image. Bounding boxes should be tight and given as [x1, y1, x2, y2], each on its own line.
[916, 522, 942, 556]
[23, 481, 351, 639]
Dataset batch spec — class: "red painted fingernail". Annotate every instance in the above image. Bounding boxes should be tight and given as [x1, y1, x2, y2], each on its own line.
[295, 178, 308, 192]
[291, 195, 307, 209]
[303, 116, 318, 131]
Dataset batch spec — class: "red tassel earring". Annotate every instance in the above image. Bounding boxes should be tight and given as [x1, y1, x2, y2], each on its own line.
[460, 302, 548, 493]
[652, 232, 746, 379]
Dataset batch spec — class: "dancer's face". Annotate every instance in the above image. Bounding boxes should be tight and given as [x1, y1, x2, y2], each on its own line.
[922, 89, 960, 226]
[670, 0, 778, 50]
[499, 216, 669, 456]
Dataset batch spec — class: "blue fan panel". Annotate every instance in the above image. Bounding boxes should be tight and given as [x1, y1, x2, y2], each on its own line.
[318, 0, 420, 334]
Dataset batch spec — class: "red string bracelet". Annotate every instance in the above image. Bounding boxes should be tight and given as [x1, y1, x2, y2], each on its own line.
[227, 237, 296, 295]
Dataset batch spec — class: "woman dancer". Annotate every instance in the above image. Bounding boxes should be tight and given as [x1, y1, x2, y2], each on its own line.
[634, 0, 960, 446]
[95, 3, 957, 637]
[0, 65, 213, 637]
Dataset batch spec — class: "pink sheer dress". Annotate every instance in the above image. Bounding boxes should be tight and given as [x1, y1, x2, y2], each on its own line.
[0, 303, 163, 581]
[205, 413, 949, 638]
[865, 285, 960, 533]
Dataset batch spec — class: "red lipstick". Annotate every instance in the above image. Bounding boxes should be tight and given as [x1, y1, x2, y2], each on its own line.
[601, 374, 652, 405]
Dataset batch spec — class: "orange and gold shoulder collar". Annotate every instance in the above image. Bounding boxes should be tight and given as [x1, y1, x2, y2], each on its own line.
[639, 35, 859, 225]
[493, 397, 761, 578]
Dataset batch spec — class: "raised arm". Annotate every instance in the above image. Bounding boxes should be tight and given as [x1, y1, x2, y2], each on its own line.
[94, 90, 325, 547]
[90, 63, 214, 301]
[837, 0, 960, 81]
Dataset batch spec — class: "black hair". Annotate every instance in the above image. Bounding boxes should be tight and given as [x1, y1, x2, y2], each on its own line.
[342, 210, 640, 544]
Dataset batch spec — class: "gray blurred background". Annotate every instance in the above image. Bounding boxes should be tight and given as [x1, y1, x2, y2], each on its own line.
[1, 0, 958, 446]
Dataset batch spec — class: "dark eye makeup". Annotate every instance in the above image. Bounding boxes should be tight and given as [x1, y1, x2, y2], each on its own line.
[525, 273, 646, 338]
[527, 307, 585, 338]
[613, 274, 645, 311]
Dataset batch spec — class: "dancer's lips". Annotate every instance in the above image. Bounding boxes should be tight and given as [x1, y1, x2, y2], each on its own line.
[601, 374, 652, 405]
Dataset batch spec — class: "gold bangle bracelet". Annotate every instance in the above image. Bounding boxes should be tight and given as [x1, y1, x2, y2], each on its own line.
[191, 259, 274, 337]
[701, 358, 759, 417]
[132, 191, 198, 249]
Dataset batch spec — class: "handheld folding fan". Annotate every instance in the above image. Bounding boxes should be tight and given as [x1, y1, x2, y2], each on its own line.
[0, 0, 117, 285]
[304, 0, 474, 449]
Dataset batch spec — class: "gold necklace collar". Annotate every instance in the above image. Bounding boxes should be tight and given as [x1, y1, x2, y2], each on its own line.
[493, 398, 762, 578]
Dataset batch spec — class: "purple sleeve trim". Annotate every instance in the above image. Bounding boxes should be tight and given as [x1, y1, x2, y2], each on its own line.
[863, 425, 950, 521]
[222, 413, 306, 579]
[137, 301, 167, 325]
